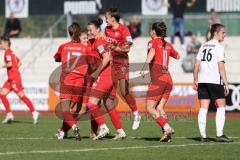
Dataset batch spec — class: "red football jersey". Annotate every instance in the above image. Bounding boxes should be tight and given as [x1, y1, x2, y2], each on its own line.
[91, 38, 111, 75]
[54, 41, 92, 77]
[4, 49, 21, 79]
[105, 23, 133, 57]
[147, 38, 179, 79]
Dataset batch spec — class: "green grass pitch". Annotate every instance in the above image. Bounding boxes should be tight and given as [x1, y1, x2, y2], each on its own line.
[0, 114, 239, 160]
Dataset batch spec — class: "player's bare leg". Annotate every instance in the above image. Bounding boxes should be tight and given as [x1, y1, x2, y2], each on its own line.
[17, 90, 40, 124]
[156, 98, 174, 142]
[215, 98, 233, 142]
[119, 79, 141, 130]
[88, 96, 109, 140]
[0, 88, 14, 124]
[198, 99, 210, 142]
[58, 99, 81, 141]
[104, 97, 126, 140]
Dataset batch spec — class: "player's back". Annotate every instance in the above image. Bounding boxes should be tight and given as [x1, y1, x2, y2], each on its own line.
[147, 38, 178, 79]
[4, 49, 21, 79]
[54, 41, 92, 77]
[196, 39, 225, 84]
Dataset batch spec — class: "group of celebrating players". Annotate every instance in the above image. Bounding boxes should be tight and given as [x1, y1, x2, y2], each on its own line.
[53, 8, 178, 142]
[0, 7, 233, 143]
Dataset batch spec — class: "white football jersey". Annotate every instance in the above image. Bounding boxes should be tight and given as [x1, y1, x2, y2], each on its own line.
[196, 39, 225, 84]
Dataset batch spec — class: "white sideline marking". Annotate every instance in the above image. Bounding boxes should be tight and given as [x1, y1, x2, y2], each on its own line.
[0, 142, 240, 156]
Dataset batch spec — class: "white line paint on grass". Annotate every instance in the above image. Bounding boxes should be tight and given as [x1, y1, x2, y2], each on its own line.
[0, 142, 240, 156]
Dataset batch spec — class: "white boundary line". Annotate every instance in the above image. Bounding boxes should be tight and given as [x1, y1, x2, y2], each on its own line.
[0, 142, 240, 156]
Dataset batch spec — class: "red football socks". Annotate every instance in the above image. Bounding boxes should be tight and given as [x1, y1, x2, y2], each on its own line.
[0, 95, 11, 113]
[108, 108, 122, 129]
[88, 102, 105, 126]
[156, 116, 169, 128]
[21, 96, 35, 112]
[62, 111, 76, 127]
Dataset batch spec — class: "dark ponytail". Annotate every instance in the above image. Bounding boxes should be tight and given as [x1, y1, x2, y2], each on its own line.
[210, 23, 224, 40]
[68, 22, 81, 42]
[152, 21, 167, 48]
[88, 18, 103, 30]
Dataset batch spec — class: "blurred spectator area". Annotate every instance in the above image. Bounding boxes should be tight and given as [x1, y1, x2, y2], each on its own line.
[0, 13, 240, 38]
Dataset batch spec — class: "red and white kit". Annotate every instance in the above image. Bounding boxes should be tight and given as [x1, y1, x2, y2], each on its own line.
[146, 38, 179, 101]
[105, 23, 133, 80]
[54, 41, 93, 103]
[90, 37, 116, 99]
[3, 49, 23, 93]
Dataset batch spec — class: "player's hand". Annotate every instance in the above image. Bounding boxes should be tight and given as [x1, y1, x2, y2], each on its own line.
[193, 80, 198, 91]
[224, 84, 229, 96]
[140, 70, 145, 78]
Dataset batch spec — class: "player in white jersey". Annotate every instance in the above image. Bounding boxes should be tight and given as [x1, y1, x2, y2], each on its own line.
[193, 23, 233, 142]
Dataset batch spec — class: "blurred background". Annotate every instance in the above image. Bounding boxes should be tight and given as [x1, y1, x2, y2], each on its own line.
[0, 0, 239, 113]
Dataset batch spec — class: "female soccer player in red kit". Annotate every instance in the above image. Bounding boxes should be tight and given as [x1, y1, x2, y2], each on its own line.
[56, 32, 100, 140]
[140, 22, 180, 142]
[105, 8, 141, 130]
[87, 18, 126, 140]
[0, 36, 40, 124]
[54, 22, 93, 140]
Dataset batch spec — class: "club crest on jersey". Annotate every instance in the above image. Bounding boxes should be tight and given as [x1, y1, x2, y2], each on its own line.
[126, 36, 133, 42]
[98, 45, 105, 53]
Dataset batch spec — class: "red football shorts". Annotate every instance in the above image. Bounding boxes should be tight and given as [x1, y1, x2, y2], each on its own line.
[3, 78, 24, 93]
[90, 73, 116, 100]
[60, 75, 87, 103]
[146, 74, 173, 101]
[112, 58, 129, 81]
